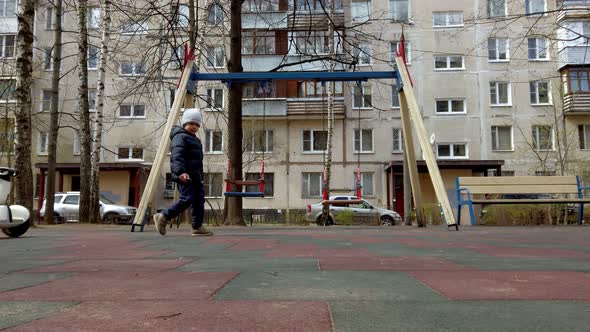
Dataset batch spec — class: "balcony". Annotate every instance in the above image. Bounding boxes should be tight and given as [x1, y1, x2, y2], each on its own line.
[558, 46, 590, 68]
[563, 93, 590, 114]
[242, 12, 288, 29]
[242, 99, 287, 117]
[557, 1, 590, 23]
[287, 10, 344, 29]
[286, 97, 345, 118]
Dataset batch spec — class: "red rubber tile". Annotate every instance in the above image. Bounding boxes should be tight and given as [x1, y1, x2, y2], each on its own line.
[473, 247, 590, 259]
[265, 245, 375, 258]
[45, 248, 171, 260]
[24, 259, 191, 273]
[229, 238, 280, 250]
[10, 300, 332, 332]
[0, 271, 237, 301]
[320, 256, 472, 271]
[346, 236, 397, 244]
[410, 270, 590, 300]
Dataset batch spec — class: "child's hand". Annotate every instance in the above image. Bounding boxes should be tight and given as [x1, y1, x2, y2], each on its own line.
[179, 173, 191, 183]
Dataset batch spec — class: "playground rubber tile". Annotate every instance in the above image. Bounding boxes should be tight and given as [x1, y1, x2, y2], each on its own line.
[346, 236, 399, 244]
[8, 300, 331, 332]
[266, 246, 375, 258]
[0, 301, 77, 330]
[320, 256, 472, 271]
[410, 270, 590, 300]
[45, 248, 172, 260]
[473, 246, 590, 259]
[330, 300, 590, 332]
[0, 259, 73, 274]
[179, 257, 319, 272]
[0, 271, 237, 301]
[25, 259, 191, 273]
[228, 238, 280, 250]
[448, 255, 590, 271]
[0, 272, 72, 292]
[214, 271, 446, 301]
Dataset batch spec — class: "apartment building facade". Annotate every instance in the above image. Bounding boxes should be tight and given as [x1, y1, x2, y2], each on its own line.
[0, 0, 583, 220]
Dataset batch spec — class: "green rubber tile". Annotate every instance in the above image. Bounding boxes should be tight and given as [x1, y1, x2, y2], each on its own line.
[179, 257, 319, 272]
[0, 301, 77, 330]
[448, 256, 590, 271]
[214, 271, 445, 301]
[0, 260, 72, 274]
[0, 272, 73, 292]
[330, 300, 590, 332]
[361, 243, 478, 257]
[159, 248, 268, 259]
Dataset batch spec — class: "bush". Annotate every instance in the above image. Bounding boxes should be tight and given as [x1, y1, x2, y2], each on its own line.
[480, 204, 571, 225]
[334, 209, 354, 225]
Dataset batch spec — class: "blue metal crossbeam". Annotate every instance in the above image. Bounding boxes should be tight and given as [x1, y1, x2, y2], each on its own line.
[190, 71, 397, 83]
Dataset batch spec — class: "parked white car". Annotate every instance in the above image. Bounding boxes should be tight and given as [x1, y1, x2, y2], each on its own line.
[40, 192, 137, 224]
[306, 195, 402, 226]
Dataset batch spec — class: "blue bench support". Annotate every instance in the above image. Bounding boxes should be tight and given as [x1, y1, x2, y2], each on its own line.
[577, 176, 590, 225]
[224, 192, 265, 198]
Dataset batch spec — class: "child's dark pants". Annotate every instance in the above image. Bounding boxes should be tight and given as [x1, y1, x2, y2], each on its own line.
[162, 181, 205, 229]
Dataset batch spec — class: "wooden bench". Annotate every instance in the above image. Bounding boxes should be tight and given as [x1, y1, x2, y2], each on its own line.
[456, 176, 590, 225]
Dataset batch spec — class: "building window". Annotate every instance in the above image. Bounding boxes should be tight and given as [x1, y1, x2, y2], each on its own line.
[38, 131, 49, 155]
[435, 99, 465, 114]
[245, 130, 273, 153]
[356, 172, 374, 196]
[88, 89, 97, 112]
[391, 83, 400, 108]
[0, 0, 16, 17]
[354, 129, 373, 153]
[205, 130, 223, 153]
[291, 0, 342, 11]
[244, 81, 279, 98]
[289, 31, 343, 56]
[294, 81, 342, 98]
[525, 0, 545, 15]
[353, 84, 372, 109]
[120, 61, 146, 76]
[489, 81, 510, 106]
[207, 3, 224, 26]
[432, 12, 463, 28]
[117, 147, 144, 160]
[0, 35, 15, 58]
[535, 170, 556, 176]
[528, 38, 548, 60]
[434, 55, 464, 70]
[579, 125, 590, 150]
[121, 21, 148, 35]
[87, 7, 101, 29]
[73, 131, 80, 155]
[391, 41, 410, 64]
[502, 170, 515, 176]
[388, 0, 408, 21]
[437, 143, 468, 159]
[302, 172, 323, 198]
[204, 173, 223, 197]
[43, 47, 54, 70]
[88, 46, 99, 70]
[532, 125, 554, 151]
[242, 0, 279, 12]
[488, 0, 506, 18]
[488, 38, 509, 61]
[529, 81, 550, 105]
[0, 118, 14, 154]
[45, 6, 56, 30]
[206, 47, 225, 68]
[491, 125, 513, 151]
[303, 130, 327, 153]
[242, 31, 275, 55]
[41, 90, 52, 112]
[165, 173, 175, 191]
[351, 0, 370, 22]
[0, 79, 15, 101]
[392, 128, 403, 152]
[352, 43, 371, 65]
[172, 4, 189, 27]
[119, 104, 145, 118]
[245, 173, 274, 196]
[564, 70, 590, 94]
[206, 88, 224, 110]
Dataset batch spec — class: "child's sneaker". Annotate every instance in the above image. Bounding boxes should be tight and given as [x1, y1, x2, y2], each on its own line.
[192, 227, 213, 236]
[153, 213, 167, 236]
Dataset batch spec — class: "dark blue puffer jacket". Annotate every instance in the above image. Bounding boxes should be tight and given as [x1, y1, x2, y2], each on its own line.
[169, 126, 204, 183]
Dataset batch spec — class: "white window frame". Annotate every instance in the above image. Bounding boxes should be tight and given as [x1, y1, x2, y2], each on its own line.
[172, 4, 189, 27]
[436, 143, 468, 159]
[204, 173, 224, 198]
[120, 21, 149, 35]
[206, 88, 224, 110]
[41, 90, 52, 112]
[73, 131, 80, 155]
[302, 172, 323, 198]
[489, 81, 511, 106]
[432, 11, 464, 28]
[491, 125, 514, 152]
[43, 47, 53, 70]
[119, 61, 146, 76]
[0, 34, 15, 58]
[354, 129, 374, 153]
[434, 55, 464, 70]
[529, 80, 551, 105]
[205, 47, 225, 68]
[0, 0, 16, 17]
[302, 129, 328, 153]
[435, 99, 466, 114]
[579, 124, 590, 150]
[392, 128, 403, 153]
[205, 130, 224, 154]
[391, 83, 400, 108]
[247, 129, 273, 153]
[353, 84, 372, 109]
[88, 89, 97, 112]
[0, 79, 15, 102]
[351, 0, 371, 22]
[488, 38, 509, 62]
[87, 7, 101, 29]
[525, 0, 546, 16]
[38, 131, 49, 155]
[353, 42, 372, 66]
[357, 172, 375, 196]
[532, 125, 555, 151]
[116, 146, 144, 161]
[388, 0, 408, 21]
[88, 46, 99, 70]
[488, 0, 507, 18]
[390, 41, 410, 65]
[118, 104, 146, 119]
[528, 38, 549, 61]
[207, 3, 224, 26]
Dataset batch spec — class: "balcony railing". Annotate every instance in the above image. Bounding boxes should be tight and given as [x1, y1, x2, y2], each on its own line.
[563, 93, 590, 113]
[287, 10, 344, 29]
[557, 1, 590, 22]
[242, 99, 287, 117]
[286, 97, 345, 117]
[558, 46, 590, 67]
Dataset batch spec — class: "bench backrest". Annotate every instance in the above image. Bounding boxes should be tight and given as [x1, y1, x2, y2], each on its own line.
[457, 176, 579, 195]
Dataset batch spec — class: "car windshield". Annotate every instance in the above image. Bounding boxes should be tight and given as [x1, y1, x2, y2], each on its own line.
[99, 194, 116, 204]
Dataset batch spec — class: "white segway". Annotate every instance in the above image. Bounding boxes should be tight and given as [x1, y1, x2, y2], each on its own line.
[0, 167, 31, 238]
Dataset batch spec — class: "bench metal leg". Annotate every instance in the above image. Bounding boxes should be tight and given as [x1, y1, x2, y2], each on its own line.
[468, 201, 476, 226]
[579, 203, 584, 225]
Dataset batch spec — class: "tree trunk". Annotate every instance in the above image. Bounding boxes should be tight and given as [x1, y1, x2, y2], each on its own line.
[89, 0, 111, 224]
[225, 0, 245, 226]
[188, 0, 196, 50]
[14, 0, 35, 219]
[77, 0, 92, 223]
[44, 0, 63, 225]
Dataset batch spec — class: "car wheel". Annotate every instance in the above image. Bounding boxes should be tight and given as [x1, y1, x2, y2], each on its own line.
[53, 213, 65, 224]
[1, 219, 31, 238]
[102, 212, 119, 224]
[380, 215, 395, 226]
[316, 215, 334, 226]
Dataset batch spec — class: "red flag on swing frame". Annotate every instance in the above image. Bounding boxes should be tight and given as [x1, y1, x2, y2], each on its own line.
[396, 33, 414, 86]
